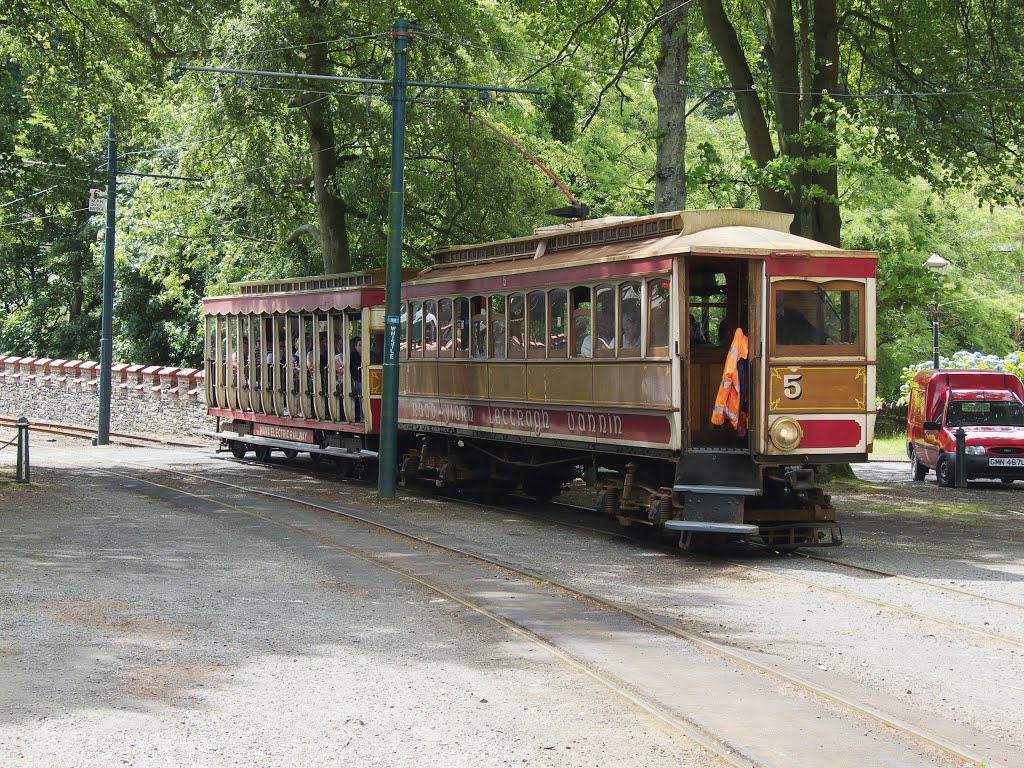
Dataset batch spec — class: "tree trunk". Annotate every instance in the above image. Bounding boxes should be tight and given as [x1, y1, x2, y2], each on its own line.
[653, 1, 690, 213]
[293, 0, 350, 274]
[700, 0, 789, 215]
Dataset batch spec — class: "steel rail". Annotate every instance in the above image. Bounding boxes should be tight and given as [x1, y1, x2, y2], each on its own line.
[798, 551, 1024, 612]
[107, 462, 997, 768]
[99, 466, 755, 768]
[0, 417, 204, 448]
[541, 499, 1024, 650]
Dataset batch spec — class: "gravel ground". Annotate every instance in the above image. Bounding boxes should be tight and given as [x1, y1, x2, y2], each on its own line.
[0, 442, 721, 768]
[2, 437, 1021, 766]
[179, 449, 1023, 765]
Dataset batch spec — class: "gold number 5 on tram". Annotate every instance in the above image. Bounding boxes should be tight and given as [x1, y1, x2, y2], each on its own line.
[203, 209, 877, 551]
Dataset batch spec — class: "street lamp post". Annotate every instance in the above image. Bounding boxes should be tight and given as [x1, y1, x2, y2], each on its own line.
[923, 253, 950, 368]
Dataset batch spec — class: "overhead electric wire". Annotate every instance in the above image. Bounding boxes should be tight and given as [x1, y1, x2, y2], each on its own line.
[0, 207, 90, 229]
[0, 186, 60, 210]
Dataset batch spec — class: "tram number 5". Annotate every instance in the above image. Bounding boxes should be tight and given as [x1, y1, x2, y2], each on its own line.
[782, 373, 803, 400]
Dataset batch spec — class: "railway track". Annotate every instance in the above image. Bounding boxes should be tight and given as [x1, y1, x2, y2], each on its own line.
[0, 416, 206, 448]
[100, 459, 1005, 767]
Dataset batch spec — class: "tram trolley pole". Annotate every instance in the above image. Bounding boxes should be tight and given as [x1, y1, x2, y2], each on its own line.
[15, 417, 30, 483]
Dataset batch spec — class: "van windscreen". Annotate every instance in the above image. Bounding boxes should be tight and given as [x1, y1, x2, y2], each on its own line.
[946, 401, 1024, 427]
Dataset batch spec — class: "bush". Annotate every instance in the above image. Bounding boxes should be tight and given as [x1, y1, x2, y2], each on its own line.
[897, 351, 1024, 405]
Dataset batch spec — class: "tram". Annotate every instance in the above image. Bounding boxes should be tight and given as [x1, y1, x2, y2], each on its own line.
[394, 209, 876, 547]
[202, 270, 403, 475]
[203, 208, 876, 549]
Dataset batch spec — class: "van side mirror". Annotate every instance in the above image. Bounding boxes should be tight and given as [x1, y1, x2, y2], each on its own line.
[923, 420, 941, 431]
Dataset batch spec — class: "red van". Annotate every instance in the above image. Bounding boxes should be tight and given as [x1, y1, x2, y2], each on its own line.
[907, 369, 1024, 486]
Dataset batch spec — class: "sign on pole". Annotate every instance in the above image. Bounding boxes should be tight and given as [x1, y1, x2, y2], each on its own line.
[88, 188, 106, 213]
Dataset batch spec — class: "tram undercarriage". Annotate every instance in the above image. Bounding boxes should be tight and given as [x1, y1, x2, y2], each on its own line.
[401, 434, 841, 551]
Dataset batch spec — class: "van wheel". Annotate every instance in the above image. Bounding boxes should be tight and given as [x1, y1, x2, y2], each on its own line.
[911, 453, 927, 481]
[937, 455, 955, 487]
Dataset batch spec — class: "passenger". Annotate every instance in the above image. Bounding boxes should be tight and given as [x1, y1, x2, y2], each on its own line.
[350, 337, 364, 422]
[621, 315, 641, 349]
[333, 337, 345, 396]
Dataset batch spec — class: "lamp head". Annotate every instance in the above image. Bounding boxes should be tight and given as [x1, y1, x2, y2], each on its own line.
[923, 253, 950, 275]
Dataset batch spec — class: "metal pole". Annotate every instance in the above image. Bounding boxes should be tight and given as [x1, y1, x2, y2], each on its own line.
[16, 417, 29, 483]
[378, 19, 411, 498]
[97, 116, 117, 445]
[954, 426, 966, 488]
[931, 300, 939, 369]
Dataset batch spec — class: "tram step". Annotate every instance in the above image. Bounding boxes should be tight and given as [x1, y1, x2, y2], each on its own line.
[673, 450, 761, 496]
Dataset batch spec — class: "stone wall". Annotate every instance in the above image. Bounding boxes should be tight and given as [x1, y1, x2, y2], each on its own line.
[0, 355, 214, 438]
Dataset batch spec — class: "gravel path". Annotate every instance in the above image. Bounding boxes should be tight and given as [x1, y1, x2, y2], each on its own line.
[0, 446, 720, 768]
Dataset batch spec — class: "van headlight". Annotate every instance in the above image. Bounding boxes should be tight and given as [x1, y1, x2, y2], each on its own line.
[965, 445, 986, 455]
[770, 418, 803, 451]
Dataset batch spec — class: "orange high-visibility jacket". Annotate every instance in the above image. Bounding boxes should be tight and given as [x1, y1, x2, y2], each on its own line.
[711, 328, 749, 429]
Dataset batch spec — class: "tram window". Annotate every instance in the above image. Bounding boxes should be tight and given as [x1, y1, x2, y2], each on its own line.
[647, 278, 671, 357]
[508, 294, 526, 359]
[490, 295, 506, 359]
[410, 301, 423, 358]
[455, 297, 471, 357]
[438, 298, 454, 358]
[774, 282, 862, 351]
[594, 286, 616, 358]
[527, 291, 546, 358]
[471, 296, 488, 359]
[619, 282, 642, 357]
[423, 300, 438, 357]
[399, 303, 408, 358]
[548, 289, 568, 358]
[570, 286, 592, 358]
[689, 269, 728, 347]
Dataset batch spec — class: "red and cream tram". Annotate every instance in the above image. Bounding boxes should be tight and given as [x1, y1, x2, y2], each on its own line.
[395, 209, 876, 547]
[203, 209, 876, 549]
[202, 271, 402, 474]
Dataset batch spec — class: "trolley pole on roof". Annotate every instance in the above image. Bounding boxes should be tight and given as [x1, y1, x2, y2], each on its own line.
[97, 115, 117, 446]
[378, 19, 411, 498]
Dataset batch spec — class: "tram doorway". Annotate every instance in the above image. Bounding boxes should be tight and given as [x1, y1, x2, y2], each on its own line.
[685, 259, 754, 448]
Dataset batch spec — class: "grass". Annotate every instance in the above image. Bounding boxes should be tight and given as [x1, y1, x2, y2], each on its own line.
[870, 432, 907, 457]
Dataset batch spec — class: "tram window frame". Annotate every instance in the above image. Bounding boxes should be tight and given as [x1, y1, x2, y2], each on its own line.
[618, 282, 642, 358]
[471, 296, 488, 359]
[490, 294, 507, 359]
[409, 300, 424, 358]
[527, 291, 546, 359]
[438, 298, 454, 359]
[508, 293, 526, 359]
[423, 299, 438, 357]
[570, 286, 593, 359]
[399, 303, 408, 358]
[593, 285, 616, 359]
[646, 277, 671, 358]
[770, 279, 865, 356]
[454, 297, 471, 358]
[548, 288, 568, 358]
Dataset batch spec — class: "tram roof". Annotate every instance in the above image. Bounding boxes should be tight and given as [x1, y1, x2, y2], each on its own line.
[412, 208, 876, 286]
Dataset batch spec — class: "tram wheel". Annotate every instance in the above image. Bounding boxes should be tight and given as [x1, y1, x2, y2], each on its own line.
[1001, 478, 1015, 485]
[254, 445, 272, 462]
[523, 474, 563, 503]
[309, 452, 323, 465]
[229, 441, 247, 459]
[333, 457, 351, 478]
[282, 449, 299, 461]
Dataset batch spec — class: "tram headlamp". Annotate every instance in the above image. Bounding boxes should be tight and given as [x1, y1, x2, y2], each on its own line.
[769, 417, 803, 451]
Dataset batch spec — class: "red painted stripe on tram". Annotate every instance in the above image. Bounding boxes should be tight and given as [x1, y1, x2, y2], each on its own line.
[402, 256, 677, 300]
[204, 288, 386, 315]
[766, 253, 877, 279]
[797, 418, 863, 449]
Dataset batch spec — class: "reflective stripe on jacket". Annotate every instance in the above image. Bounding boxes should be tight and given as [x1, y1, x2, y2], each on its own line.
[711, 328, 749, 429]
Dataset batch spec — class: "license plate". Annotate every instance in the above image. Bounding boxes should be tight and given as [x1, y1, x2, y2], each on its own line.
[989, 457, 1024, 467]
